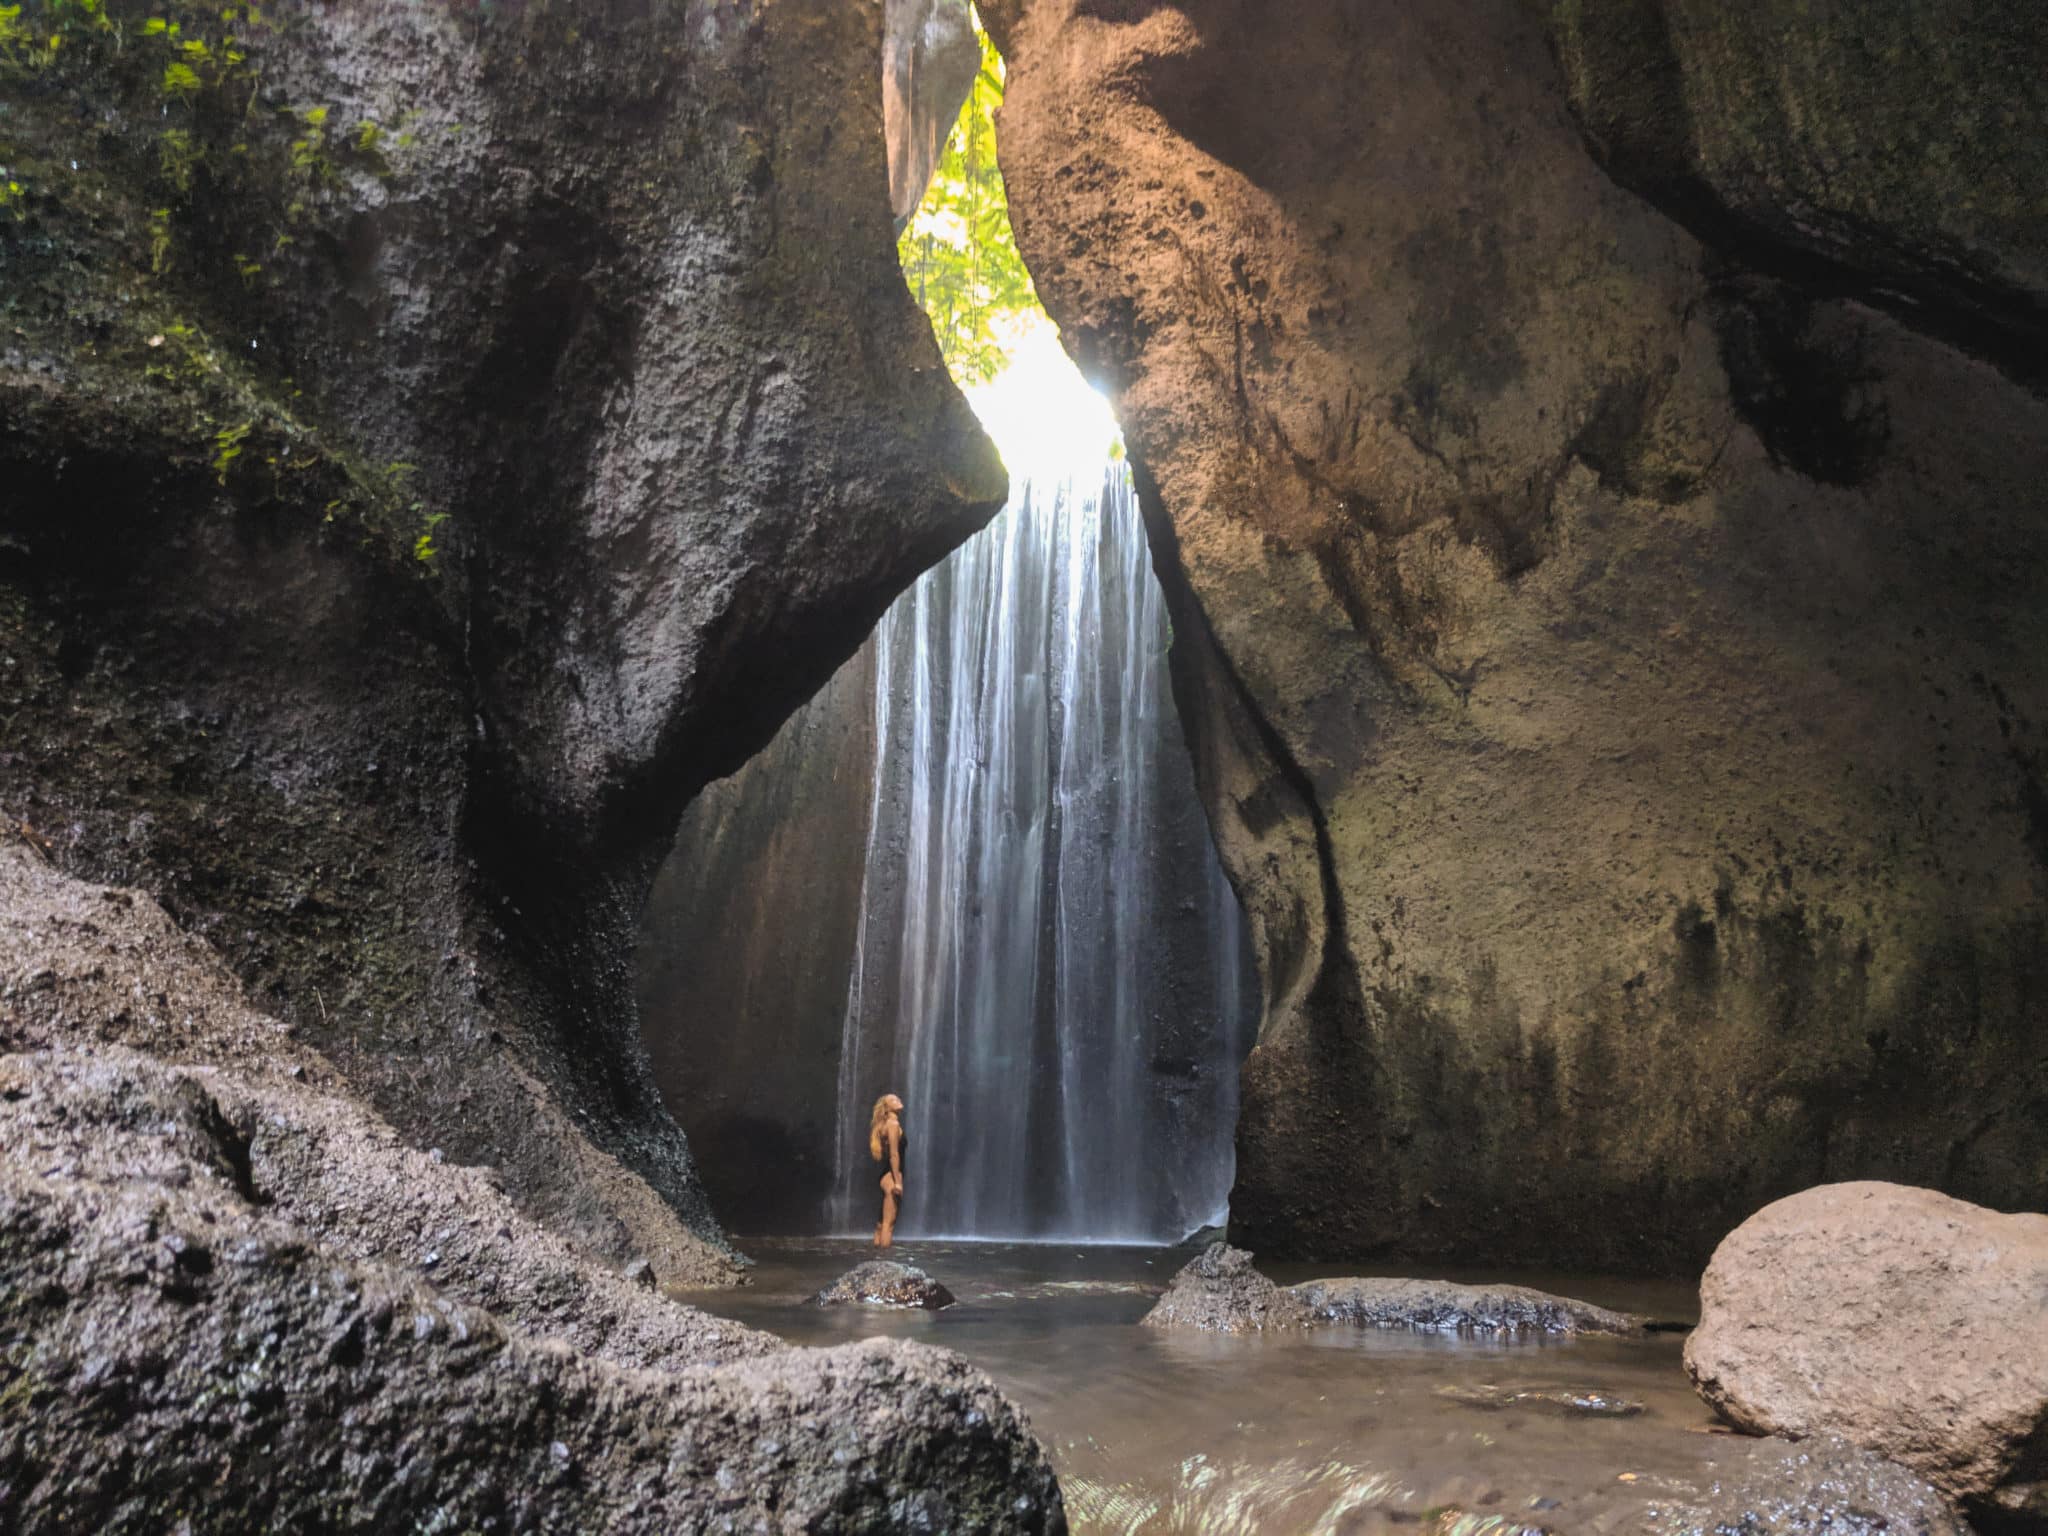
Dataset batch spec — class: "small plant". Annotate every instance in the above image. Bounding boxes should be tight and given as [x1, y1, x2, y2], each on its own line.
[413, 509, 448, 566]
[212, 419, 251, 484]
[147, 206, 172, 272]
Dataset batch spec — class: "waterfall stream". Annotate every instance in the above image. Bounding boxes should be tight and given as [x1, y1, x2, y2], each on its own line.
[832, 459, 1254, 1243]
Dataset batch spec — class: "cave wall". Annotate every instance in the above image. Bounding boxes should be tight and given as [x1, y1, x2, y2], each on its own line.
[1, 0, 1003, 1282]
[637, 644, 880, 1236]
[982, 0, 2048, 1270]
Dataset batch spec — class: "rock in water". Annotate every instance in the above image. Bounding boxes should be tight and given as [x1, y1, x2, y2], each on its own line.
[815, 1261, 958, 1310]
[1140, 1244, 1310, 1331]
[1291, 1278, 1643, 1336]
[1142, 1245, 1647, 1338]
[1650, 1434, 1972, 1536]
[1686, 1181, 2048, 1525]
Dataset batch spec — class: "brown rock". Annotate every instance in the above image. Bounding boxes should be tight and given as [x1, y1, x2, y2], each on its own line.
[983, 0, 2048, 1273]
[1686, 1181, 2048, 1523]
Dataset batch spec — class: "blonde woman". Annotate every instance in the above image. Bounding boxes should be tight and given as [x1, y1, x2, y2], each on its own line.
[869, 1093, 905, 1247]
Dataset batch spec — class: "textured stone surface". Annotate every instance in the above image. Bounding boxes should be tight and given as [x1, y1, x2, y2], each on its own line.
[1293, 1277, 1641, 1337]
[1143, 1245, 1645, 1338]
[1, 0, 1002, 1275]
[983, 0, 2048, 1270]
[0, 1172, 1063, 1535]
[885, 0, 983, 227]
[1686, 1181, 2048, 1524]
[1140, 1243, 1310, 1332]
[1649, 1434, 1974, 1536]
[815, 1259, 960, 1311]
[0, 843, 1064, 1531]
[1550, 0, 2048, 385]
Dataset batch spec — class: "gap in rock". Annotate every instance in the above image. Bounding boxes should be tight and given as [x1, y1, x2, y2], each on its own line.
[633, 3, 1256, 1244]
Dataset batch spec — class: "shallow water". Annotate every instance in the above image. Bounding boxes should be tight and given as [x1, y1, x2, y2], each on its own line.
[682, 1239, 1760, 1534]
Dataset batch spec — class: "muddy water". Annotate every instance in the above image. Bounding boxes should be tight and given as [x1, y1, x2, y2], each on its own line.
[683, 1239, 1758, 1534]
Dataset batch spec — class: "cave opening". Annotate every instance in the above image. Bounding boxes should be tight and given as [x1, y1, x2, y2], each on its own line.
[632, 2, 1257, 1245]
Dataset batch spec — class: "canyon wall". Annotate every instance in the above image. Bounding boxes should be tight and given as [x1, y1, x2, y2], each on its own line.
[983, 0, 2048, 1269]
[1, 0, 1003, 1282]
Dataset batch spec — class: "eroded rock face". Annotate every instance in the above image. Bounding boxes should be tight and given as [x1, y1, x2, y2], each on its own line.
[0, 1, 1002, 1275]
[815, 1259, 960, 1310]
[983, 0, 2048, 1269]
[1686, 1181, 2048, 1525]
[0, 846, 1063, 1531]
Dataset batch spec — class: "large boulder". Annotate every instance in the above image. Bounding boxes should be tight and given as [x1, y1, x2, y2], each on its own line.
[0, 844, 1064, 1530]
[0, 1171, 1063, 1534]
[1686, 1181, 2048, 1525]
[0, 0, 1002, 1275]
[981, 0, 2048, 1270]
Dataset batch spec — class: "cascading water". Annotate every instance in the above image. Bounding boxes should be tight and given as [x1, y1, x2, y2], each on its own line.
[830, 454, 1255, 1244]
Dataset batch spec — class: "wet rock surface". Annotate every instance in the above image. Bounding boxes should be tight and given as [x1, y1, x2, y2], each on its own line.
[0, 1171, 1062, 1535]
[0, 845, 1064, 1530]
[1140, 1243, 1311, 1332]
[815, 1259, 960, 1310]
[1142, 1246, 1641, 1340]
[1687, 1181, 2048, 1526]
[1293, 1278, 1643, 1337]
[984, 0, 2048, 1273]
[1649, 1434, 1974, 1536]
[1, 0, 1002, 1281]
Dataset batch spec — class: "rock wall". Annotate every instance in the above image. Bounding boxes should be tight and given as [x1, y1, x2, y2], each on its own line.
[982, 0, 2048, 1269]
[1, 0, 1003, 1281]
[637, 644, 881, 1235]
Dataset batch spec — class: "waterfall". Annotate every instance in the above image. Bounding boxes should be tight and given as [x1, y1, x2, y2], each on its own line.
[831, 458, 1255, 1243]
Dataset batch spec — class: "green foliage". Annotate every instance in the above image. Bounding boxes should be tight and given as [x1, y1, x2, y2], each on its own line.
[211, 418, 250, 484]
[895, 14, 1037, 386]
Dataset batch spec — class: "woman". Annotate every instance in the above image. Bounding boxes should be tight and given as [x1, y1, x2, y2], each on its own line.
[869, 1093, 905, 1247]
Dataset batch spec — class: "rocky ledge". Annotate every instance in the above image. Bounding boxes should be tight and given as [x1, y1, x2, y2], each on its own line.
[0, 842, 1060, 1531]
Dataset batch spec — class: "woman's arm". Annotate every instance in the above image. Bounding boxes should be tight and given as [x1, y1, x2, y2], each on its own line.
[887, 1121, 904, 1194]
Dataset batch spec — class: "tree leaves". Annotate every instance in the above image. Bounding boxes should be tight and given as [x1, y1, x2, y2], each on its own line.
[896, 16, 1038, 386]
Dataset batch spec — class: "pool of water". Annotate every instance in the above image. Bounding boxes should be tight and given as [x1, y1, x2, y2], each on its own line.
[680, 1239, 1758, 1534]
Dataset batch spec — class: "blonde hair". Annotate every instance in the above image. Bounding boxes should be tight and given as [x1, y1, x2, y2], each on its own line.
[868, 1094, 901, 1161]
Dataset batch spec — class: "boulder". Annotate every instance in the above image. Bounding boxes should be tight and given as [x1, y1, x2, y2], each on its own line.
[1651, 1433, 1973, 1536]
[815, 1259, 959, 1310]
[1686, 1182, 2048, 1524]
[1140, 1243, 1311, 1332]
[0, 1170, 1062, 1534]
[0, 846, 1062, 1527]
[1292, 1278, 1642, 1337]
